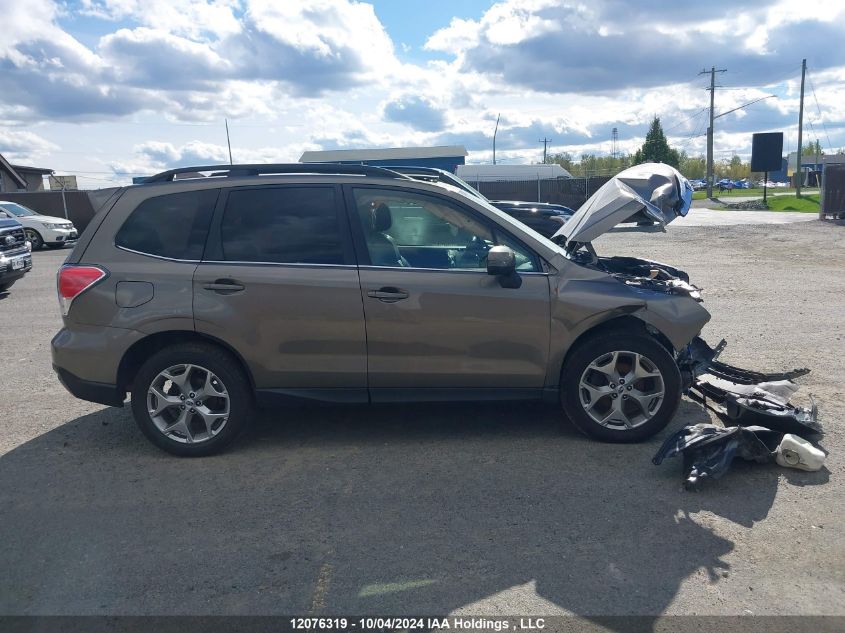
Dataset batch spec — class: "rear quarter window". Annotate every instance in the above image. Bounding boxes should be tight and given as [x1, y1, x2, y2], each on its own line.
[115, 189, 218, 260]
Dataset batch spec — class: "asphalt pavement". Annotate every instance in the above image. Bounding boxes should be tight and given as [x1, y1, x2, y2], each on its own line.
[0, 216, 842, 620]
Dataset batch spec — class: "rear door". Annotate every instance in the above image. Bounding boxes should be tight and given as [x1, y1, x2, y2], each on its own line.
[193, 184, 367, 402]
[345, 186, 551, 399]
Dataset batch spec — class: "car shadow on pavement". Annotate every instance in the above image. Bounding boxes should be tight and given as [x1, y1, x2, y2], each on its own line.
[0, 398, 828, 620]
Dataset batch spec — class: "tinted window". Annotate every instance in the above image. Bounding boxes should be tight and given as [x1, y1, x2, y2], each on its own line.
[116, 189, 217, 260]
[221, 187, 343, 264]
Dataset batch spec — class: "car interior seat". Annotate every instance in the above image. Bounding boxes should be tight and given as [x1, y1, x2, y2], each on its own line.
[367, 204, 408, 267]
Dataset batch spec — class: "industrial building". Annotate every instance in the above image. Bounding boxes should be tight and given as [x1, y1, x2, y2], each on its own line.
[299, 145, 467, 172]
[456, 163, 572, 183]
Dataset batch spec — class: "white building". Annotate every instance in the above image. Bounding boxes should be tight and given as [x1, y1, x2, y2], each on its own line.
[456, 163, 572, 182]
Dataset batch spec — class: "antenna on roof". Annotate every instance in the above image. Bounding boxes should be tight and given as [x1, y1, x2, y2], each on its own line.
[225, 119, 233, 165]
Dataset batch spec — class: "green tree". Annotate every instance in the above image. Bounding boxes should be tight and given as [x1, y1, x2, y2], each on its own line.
[547, 151, 575, 174]
[802, 140, 824, 157]
[548, 152, 632, 177]
[678, 152, 706, 179]
[712, 155, 751, 181]
[633, 116, 680, 168]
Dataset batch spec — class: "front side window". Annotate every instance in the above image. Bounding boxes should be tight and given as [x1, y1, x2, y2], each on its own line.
[115, 189, 217, 260]
[352, 189, 538, 271]
[220, 187, 343, 264]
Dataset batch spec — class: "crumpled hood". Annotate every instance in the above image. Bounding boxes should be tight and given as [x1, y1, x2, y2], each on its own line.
[554, 163, 693, 247]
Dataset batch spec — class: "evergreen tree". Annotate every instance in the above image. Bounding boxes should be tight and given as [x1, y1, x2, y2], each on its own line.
[633, 116, 680, 168]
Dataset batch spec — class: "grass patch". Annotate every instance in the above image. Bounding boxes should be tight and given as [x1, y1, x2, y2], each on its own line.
[692, 187, 762, 200]
[764, 194, 820, 212]
[691, 187, 819, 200]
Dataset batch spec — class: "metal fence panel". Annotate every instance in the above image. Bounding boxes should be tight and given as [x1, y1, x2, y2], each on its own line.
[476, 176, 611, 208]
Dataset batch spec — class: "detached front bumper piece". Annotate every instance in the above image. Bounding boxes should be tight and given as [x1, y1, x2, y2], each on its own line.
[677, 336, 820, 437]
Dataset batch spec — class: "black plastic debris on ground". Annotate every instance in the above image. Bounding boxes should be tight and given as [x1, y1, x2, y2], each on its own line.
[677, 336, 820, 437]
[653, 424, 783, 489]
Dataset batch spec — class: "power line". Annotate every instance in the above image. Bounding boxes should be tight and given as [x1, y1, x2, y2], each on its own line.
[806, 68, 833, 152]
[663, 106, 710, 133]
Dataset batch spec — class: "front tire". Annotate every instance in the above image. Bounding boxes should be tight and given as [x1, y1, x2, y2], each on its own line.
[561, 331, 681, 443]
[131, 343, 253, 456]
[46, 243, 64, 249]
[24, 229, 43, 250]
[0, 281, 15, 292]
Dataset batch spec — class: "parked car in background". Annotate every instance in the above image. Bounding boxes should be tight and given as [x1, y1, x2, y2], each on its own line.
[0, 211, 33, 292]
[0, 201, 78, 250]
[384, 166, 573, 238]
[489, 200, 574, 238]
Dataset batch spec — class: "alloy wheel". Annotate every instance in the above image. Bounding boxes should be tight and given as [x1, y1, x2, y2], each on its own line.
[147, 363, 230, 444]
[578, 350, 665, 430]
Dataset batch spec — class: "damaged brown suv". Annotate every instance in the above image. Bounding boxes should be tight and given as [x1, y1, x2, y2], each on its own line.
[52, 162, 714, 456]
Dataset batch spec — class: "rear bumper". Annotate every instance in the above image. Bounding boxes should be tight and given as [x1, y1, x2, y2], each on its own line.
[53, 366, 125, 407]
[51, 325, 143, 405]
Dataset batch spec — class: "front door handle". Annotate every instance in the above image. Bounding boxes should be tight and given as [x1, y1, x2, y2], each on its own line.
[367, 287, 409, 302]
[203, 279, 245, 294]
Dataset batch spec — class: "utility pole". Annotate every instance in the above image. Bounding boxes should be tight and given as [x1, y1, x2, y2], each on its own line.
[796, 58, 806, 196]
[225, 118, 233, 165]
[539, 137, 551, 163]
[700, 66, 726, 198]
[492, 113, 500, 165]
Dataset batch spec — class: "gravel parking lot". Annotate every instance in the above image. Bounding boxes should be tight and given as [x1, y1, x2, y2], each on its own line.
[0, 217, 843, 618]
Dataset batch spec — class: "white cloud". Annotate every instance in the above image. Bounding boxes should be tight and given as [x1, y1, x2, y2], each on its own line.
[0, 128, 60, 162]
[78, 0, 243, 39]
[2, 0, 845, 188]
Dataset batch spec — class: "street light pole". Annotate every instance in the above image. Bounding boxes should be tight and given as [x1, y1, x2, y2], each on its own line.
[492, 113, 500, 165]
[796, 59, 806, 196]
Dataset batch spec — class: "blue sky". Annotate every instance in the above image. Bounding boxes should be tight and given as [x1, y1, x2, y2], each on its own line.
[1, 0, 844, 188]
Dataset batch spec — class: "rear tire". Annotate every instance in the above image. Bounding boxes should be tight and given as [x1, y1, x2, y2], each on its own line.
[46, 243, 64, 249]
[131, 342, 253, 456]
[560, 331, 681, 443]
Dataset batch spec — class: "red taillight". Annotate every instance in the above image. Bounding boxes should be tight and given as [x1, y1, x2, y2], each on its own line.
[57, 265, 107, 316]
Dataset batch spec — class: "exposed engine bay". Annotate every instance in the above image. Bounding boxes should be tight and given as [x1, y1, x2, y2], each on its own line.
[568, 245, 703, 301]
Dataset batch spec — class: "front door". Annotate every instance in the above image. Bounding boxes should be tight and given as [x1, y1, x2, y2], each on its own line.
[193, 184, 367, 402]
[345, 186, 551, 399]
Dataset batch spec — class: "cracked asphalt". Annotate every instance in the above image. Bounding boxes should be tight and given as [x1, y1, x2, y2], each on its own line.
[0, 215, 842, 620]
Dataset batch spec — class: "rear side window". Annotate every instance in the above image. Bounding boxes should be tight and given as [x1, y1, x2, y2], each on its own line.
[115, 189, 217, 260]
[220, 187, 343, 264]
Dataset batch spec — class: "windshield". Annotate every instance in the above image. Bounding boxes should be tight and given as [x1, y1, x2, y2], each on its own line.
[438, 182, 565, 253]
[442, 171, 489, 202]
[0, 202, 37, 217]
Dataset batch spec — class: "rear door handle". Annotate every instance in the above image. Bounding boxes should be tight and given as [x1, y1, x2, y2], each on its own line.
[367, 287, 409, 302]
[203, 279, 245, 294]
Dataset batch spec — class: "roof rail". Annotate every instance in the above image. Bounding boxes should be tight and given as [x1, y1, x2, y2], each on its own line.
[142, 163, 412, 184]
[384, 165, 485, 199]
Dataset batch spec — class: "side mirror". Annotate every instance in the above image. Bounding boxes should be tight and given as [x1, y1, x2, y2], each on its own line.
[487, 245, 516, 276]
[0, 211, 9, 218]
[487, 245, 522, 288]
